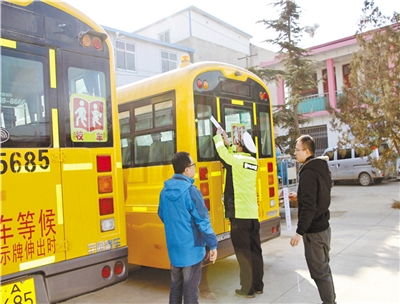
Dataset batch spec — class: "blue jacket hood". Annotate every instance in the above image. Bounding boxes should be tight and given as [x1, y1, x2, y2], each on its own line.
[163, 174, 194, 201]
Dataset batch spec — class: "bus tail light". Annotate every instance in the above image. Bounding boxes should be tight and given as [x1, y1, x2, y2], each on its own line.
[199, 167, 208, 180]
[99, 198, 114, 215]
[102, 265, 111, 279]
[269, 187, 275, 198]
[92, 36, 102, 50]
[200, 183, 209, 196]
[79, 30, 106, 50]
[98, 176, 113, 193]
[114, 261, 125, 276]
[204, 198, 210, 211]
[97, 155, 112, 172]
[267, 162, 273, 173]
[196, 79, 203, 89]
[100, 218, 115, 232]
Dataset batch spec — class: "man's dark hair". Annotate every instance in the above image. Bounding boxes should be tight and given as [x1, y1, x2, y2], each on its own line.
[172, 152, 191, 174]
[297, 135, 316, 155]
[238, 141, 251, 154]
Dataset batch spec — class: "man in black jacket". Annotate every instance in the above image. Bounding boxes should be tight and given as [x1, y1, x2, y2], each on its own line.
[289, 135, 336, 304]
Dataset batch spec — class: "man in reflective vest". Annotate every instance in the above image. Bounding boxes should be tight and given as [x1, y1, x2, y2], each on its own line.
[213, 128, 263, 298]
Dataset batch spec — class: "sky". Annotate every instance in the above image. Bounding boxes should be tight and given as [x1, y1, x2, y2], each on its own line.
[64, 0, 399, 51]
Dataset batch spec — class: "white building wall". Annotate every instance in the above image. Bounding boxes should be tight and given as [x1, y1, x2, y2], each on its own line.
[106, 31, 191, 87]
[189, 11, 251, 54]
[135, 8, 251, 54]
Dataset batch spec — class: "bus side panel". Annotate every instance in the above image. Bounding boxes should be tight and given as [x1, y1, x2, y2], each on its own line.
[124, 166, 172, 269]
[258, 158, 281, 239]
[61, 148, 126, 260]
[0, 148, 66, 276]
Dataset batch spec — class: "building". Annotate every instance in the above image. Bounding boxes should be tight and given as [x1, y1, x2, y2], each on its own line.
[103, 6, 277, 100]
[260, 35, 361, 155]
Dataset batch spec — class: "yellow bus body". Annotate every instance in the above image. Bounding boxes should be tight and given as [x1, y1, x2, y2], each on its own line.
[118, 59, 280, 269]
[1, 1, 127, 303]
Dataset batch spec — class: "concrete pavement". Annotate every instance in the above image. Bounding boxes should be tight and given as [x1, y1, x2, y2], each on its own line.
[63, 180, 400, 304]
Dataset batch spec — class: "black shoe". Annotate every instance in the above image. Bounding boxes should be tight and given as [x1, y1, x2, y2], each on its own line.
[235, 289, 255, 298]
[255, 290, 263, 294]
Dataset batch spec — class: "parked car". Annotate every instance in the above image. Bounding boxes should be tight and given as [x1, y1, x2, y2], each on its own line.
[322, 146, 385, 186]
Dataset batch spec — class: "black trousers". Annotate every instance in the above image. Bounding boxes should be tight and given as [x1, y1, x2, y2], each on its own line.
[303, 227, 336, 304]
[230, 218, 264, 294]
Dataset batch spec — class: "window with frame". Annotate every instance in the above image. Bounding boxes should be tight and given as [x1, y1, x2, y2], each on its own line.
[161, 51, 177, 73]
[1, 53, 50, 147]
[119, 92, 176, 167]
[158, 31, 170, 43]
[116, 40, 136, 72]
[195, 97, 215, 160]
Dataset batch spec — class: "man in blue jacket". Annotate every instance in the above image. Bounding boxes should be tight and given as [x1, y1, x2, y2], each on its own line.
[158, 152, 218, 304]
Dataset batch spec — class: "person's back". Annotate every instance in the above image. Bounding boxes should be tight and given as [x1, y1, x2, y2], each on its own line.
[158, 152, 217, 304]
[213, 128, 264, 298]
[159, 174, 216, 266]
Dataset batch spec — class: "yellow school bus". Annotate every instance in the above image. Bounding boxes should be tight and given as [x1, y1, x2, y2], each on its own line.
[117, 56, 281, 269]
[1, 1, 127, 303]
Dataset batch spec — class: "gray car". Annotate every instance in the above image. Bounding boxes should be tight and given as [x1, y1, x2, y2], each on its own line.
[322, 147, 385, 186]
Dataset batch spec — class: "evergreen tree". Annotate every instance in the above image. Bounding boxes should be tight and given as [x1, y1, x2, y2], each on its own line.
[253, 0, 317, 153]
[331, 0, 399, 171]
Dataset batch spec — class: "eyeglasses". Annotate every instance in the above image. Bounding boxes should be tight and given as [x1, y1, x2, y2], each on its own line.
[187, 163, 196, 168]
[294, 148, 305, 152]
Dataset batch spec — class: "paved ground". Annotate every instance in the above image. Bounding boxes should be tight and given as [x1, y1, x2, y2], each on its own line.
[63, 180, 400, 304]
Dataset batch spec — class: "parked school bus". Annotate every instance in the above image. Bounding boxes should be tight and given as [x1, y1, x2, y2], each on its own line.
[117, 56, 281, 269]
[1, 1, 127, 303]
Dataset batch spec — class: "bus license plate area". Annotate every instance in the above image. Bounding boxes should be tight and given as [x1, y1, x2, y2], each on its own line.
[1, 277, 37, 304]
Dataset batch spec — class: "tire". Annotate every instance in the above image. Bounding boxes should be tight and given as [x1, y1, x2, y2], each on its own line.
[374, 178, 383, 184]
[359, 172, 372, 186]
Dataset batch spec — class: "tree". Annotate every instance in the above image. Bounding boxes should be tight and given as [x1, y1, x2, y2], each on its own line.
[252, 0, 318, 153]
[330, 0, 400, 171]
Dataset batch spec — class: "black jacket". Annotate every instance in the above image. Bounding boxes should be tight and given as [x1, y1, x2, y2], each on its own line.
[296, 156, 331, 235]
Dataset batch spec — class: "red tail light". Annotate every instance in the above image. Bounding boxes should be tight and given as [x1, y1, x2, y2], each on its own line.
[114, 261, 124, 276]
[267, 162, 273, 173]
[102, 265, 111, 279]
[204, 198, 210, 211]
[97, 155, 111, 172]
[199, 167, 208, 180]
[269, 187, 275, 197]
[99, 198, 114, 215]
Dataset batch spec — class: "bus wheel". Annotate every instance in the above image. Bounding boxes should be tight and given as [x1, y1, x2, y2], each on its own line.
[359, 173, 372, 186]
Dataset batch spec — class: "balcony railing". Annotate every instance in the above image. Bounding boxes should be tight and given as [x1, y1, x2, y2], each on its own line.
[297, 91, 343, 114]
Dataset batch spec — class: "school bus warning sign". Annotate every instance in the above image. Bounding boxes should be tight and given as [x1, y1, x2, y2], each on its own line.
[70, 94, 107, 142]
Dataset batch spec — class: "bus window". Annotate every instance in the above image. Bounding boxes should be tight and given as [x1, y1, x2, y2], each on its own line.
[119, 110, 132, 167]
[196, 103, 215, 159]
[223, 106, 252, 145]
[1, 54, 49, 147]
[68, 68, 106, 98]
[155, 100, 173, 127]
[122, 93, 176, 166]
[260, 112, 273, 157]
[67, 66, 109, 144]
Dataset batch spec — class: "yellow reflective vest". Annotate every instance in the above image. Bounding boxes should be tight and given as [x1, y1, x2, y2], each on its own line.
[213, 134, 258, 219]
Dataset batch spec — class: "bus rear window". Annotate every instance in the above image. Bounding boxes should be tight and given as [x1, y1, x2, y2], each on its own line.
[1, 54, 50, 147]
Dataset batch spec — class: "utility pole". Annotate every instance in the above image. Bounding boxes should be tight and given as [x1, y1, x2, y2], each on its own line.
[238, 54, 257, 68]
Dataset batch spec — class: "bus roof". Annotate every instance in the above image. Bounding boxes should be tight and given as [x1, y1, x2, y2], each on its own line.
[117, 60, 264, 103]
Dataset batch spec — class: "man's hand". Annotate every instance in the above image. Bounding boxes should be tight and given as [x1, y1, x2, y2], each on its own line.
[290, 234, 302, 247]
[209, 249, 217, 264]
[216, 127, 223, 135]
[288, 192, 297, 200]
